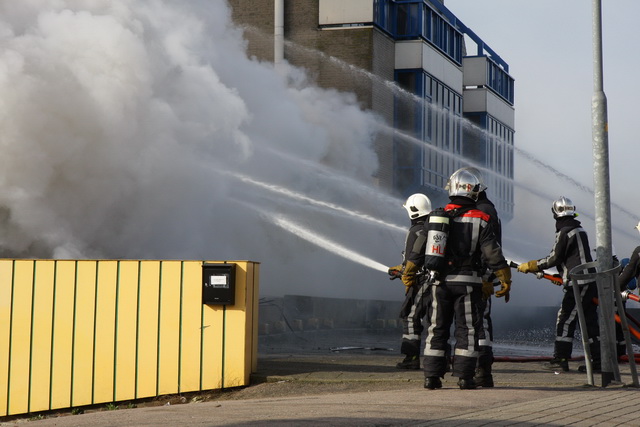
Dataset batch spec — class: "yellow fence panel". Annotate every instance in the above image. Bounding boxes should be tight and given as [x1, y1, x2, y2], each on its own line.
[179, 262, 202, 393]
[223, 263, 249, 388]
[157, 261, 181, 396]
[28, 261, 55, 413]
[0, 261, 14, 416]
[246, 263, 260, 374]
[8, 261, 35, 415]
[93, 261, 118, 405]
[114, 261, 139, 402]
[50, 261, 77, 410]
[201, 303, 224, 391]
[136, 261, 160, 399]
[72, 261, 98, 407]
[0, 259, 259, 417]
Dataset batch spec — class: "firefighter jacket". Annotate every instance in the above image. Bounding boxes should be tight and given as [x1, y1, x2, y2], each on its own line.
[403, 216, 428, 269]
[476, 192, 502, 245]
[475, 192, 502, 282]
[443, 197, 508, 285]
[618, 246, 640, 290]
[537, 216, 594, 284]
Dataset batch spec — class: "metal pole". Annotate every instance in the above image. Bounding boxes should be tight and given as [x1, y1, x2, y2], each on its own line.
[571, 280, 594, 386]
[274, 0, 285, 68]
[591, 0, 618, 386]
[614, 291, 639, 386]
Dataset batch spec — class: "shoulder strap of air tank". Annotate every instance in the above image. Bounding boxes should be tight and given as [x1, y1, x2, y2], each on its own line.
[444, 203, 471, 219]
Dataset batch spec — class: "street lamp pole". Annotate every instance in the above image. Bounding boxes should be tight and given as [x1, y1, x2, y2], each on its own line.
[591, 0, 618, 386]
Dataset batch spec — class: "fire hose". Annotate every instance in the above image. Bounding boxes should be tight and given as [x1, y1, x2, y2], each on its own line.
[508, 261, 564, 286]
[509, 260, 640, 363]
[591, 297, 640, 341]
[385, 262, 640, 362]
[508, 260, 640, 339]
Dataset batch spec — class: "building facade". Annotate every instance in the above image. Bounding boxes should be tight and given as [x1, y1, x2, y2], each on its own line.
[228, 0, 515, 220]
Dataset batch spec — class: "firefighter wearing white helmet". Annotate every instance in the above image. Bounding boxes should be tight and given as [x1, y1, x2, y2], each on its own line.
[387, 193, 432, 370]
[403, 193, 432, 219]
[517, 196, 600, 372]
[423, 168, 510, 390]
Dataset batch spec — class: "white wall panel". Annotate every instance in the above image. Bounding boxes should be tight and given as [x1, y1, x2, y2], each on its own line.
[319, 0, 373, 25]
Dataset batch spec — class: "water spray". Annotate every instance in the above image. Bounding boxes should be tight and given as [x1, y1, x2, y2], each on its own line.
[384, 126, 637, 239]
[225, 170, 405, 233]
[270, 214, 389, 274]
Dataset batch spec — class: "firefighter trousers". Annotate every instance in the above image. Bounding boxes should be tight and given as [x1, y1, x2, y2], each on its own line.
[399, 277, 431, 357]
[423, 282, 482, 379]
[554, 282, 600, 361]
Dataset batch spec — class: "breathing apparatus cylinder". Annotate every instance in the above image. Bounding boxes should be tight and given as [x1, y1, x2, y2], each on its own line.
[424, 209, 450, 275]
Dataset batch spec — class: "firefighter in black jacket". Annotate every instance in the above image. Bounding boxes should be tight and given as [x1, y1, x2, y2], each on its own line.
[388, 193, 432, 369]
[518, 196, 601, 372]
[454, 167, 503, 387]
[423, 169, 511, 390]
[615, 221, 640, 359]
[618, 222, 640, 291]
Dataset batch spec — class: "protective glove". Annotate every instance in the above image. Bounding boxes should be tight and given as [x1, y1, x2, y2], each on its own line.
[481, 281, 494, 300]
[517, 260, 539, 274]
[388, 264, 403, 280]
[401, 261, 418, 294]
[388, 264, 402, 274]
[493, 267, 512, 303]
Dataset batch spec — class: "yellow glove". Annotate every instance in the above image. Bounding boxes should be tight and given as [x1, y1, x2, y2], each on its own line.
[388, 264, 403, 280]
[517, 260, 539, 274]
[388, 264, 402, 274]
[481, 281, 494, 300]
[401, 261, 418, 293]
[493, 267, 512, 303]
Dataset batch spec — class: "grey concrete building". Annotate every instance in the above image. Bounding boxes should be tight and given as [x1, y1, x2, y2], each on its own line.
[228, 0, 515, 220]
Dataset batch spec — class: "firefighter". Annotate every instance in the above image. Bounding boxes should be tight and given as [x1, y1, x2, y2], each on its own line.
[423, 169, 511, 390]
[517, 196, 601, 372]
[388, 193, 432, 369]
[618, 222, 640, 291]
[453, 167, 503, 388]
[615, 221, 640, 359]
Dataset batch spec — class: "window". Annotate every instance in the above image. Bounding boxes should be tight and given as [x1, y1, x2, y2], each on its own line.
[396, 3, 420, 37]
[374, 1, 462, 64]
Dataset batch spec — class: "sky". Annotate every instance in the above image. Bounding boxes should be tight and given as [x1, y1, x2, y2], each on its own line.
[0, 1, 638, 308]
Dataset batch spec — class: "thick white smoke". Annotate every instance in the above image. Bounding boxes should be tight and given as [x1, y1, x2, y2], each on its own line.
[0, 0, 406, 299]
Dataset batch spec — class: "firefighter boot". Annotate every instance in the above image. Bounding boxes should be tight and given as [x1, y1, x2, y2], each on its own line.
[424, 377, 442, 389]
[544, 357, 569, 372]
[473, 365, 494, 388]
[457, 377, 477, 390]
[396, 355, 420, 370]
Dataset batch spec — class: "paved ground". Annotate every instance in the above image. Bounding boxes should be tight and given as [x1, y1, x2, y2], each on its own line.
[5, 351, 639, 426]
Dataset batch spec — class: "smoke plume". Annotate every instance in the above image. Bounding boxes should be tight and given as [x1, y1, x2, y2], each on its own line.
[0, 0, 406, 299]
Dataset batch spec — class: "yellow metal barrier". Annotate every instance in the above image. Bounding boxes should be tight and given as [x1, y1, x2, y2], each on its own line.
[0, 259, 259, 417]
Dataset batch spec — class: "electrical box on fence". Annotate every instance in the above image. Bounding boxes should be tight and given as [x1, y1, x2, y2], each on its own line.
[202, 263, 236, 305]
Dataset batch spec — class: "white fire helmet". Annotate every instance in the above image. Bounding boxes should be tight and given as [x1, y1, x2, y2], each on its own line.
[445, 167, 487, 201]
[552, 196, 576, 218]
[403, 193, 432, 219]
[635, 221, 640, 235]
